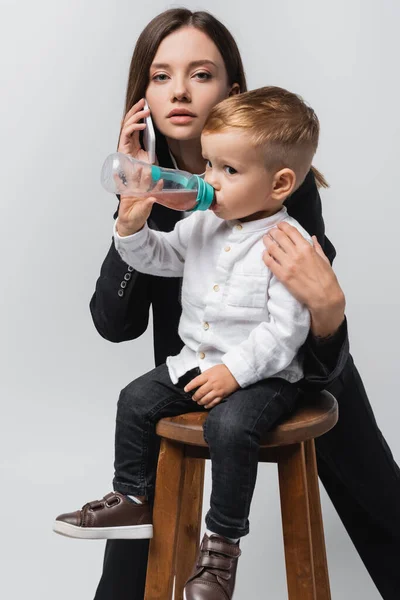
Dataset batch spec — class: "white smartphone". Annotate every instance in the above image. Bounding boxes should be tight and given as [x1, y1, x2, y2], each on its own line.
[143, 99, 156, 164]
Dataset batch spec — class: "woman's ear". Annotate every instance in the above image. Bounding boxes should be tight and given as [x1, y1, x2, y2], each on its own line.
[272, 168, 296, 201]
[228, 83, 240, 97]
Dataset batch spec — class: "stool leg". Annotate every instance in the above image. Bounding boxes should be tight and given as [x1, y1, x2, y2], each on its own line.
[174, 456, 205, 600]
[304, 439, 331, 599]
[278, 443, 316, 600]
[145, 438, 185, 600]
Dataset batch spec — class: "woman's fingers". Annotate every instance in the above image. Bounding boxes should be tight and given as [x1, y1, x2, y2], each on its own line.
[266, 221, 313, 255]
[265, 227, 296, 255]
[262, 248, 286, 278]
[263, 233, 286, 265]
[118, 101, 151, 155]
[312, 235, 330, 265]
[123, 108, 151, 128]
[276, 221, 310, 246]
[122, 98, 146, 122]
[262, 222, 346, 333]
[122, 122, 147, 136]
[118, 126, 142, 156]
[263, 221, 317, 267]
[120, 123, 146, 153]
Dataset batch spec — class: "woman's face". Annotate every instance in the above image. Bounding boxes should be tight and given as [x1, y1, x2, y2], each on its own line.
[146, 26, 238, 142]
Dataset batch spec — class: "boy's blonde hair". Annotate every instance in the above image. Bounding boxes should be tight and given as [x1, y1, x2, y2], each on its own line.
[203, 86, 328, 189]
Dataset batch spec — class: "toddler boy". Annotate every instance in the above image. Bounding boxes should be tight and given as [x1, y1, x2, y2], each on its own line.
[54, 86, 324, 600]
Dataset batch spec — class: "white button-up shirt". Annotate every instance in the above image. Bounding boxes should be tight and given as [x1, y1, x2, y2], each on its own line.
[113, 207, 311, 388]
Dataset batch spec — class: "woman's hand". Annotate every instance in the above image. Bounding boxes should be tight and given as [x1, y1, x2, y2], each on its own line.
[115, 98, 161, 236]
[184, 364, 240, 409]
[118, 98, 152, 161]
[262, 222, 346, 337]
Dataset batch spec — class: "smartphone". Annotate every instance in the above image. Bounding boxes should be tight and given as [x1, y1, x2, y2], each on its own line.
[143, 99, 156, 164]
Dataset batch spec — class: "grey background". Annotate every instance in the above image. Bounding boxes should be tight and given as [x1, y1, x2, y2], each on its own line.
[1, 0, 399, 598]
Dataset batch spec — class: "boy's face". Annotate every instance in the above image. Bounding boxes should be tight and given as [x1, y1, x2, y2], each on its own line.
[201, 130, 282, 222]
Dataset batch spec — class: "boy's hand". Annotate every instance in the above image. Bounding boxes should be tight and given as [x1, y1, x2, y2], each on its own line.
[115, 169, 164, 237]
[184, 364, 240, 409]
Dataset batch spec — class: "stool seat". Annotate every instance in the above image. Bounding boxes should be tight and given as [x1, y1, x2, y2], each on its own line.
[156, 390, 338, 448]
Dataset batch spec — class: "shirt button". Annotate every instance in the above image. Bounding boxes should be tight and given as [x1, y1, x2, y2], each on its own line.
[203, 322, 210, 330]
[118, 289, 124, 298]
[235, 224, 243, 231]
[199, 352, 206, 359]
[120, 281, 127, 289]
[213, 284, 220, 292]
[124, 273, 132, 281]
[127, 266, 134, 272]
[224, 246, 231, 252]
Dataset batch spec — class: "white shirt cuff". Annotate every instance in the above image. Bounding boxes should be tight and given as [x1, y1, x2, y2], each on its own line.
[222, 350, 258, 389]
[113, 220, 149, 243]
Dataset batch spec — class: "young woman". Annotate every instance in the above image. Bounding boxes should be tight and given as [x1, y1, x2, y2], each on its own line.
[89, 8, 400, 599]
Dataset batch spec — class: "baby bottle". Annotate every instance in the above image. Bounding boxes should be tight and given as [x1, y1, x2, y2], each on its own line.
[100, 152, 215, 212]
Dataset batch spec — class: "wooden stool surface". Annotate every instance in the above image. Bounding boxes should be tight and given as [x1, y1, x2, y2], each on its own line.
[156, 390, 338, 448]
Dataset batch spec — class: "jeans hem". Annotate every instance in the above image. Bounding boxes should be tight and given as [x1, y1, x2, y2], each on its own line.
[205, 514, 249, 539]
[113, 479, 153, 499]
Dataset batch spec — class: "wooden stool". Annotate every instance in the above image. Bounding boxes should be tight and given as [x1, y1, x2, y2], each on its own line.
[144, 390, 338, 600]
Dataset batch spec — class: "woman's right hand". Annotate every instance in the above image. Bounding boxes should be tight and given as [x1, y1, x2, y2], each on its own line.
[117, 98, 152, 161]
[116, 99, 158, 236]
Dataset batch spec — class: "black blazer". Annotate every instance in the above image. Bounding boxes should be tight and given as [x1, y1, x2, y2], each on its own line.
[90, 146, 348, 388]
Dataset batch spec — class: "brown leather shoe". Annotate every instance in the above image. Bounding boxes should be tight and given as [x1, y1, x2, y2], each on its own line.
[184, 533, 241, 600]
[53, 492, 152, 539]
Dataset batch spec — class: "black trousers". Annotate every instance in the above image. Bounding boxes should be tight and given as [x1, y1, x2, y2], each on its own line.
[113, 364, 298, 539]
[93, 355, 400, 600]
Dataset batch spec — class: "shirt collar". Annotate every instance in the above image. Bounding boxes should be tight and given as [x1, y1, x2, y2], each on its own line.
[227, 206, 288, 233]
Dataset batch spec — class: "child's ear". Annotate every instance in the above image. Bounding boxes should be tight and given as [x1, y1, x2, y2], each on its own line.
[271, 169, 296, 201]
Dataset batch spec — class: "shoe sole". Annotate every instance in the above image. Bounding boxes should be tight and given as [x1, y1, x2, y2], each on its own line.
[53, 520, 153, 540]
[183, 586, 235, 599]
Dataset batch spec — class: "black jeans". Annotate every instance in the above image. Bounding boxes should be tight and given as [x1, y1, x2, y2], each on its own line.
[112, 363, 298, 539]
[94, 356, 400, 600]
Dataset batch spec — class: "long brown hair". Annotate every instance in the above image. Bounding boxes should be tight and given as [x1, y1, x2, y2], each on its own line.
[121, 9, 247, 151]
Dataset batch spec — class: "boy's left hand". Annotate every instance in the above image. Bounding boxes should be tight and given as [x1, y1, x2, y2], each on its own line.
[184, 364, 240, 409]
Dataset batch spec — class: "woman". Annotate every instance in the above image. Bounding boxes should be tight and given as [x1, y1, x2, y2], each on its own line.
[90, 8, 400, 599]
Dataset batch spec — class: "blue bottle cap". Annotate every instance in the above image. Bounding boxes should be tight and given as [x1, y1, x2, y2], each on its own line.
[150, 168, 214, 211]
[189, 175, 215, 211]
[151, 165, 162, 182]
[151, 165, 192, 188]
